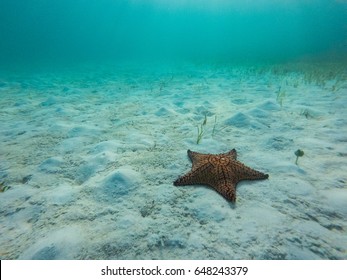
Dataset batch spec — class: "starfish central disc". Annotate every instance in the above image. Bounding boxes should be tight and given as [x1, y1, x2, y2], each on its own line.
[210, 156, 230, 166]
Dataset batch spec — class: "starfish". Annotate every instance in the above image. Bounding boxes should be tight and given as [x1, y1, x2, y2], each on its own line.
[173, 149, 269, 202]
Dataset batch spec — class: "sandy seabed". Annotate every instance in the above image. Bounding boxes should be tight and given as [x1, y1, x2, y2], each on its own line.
[0, 62, 346, 259]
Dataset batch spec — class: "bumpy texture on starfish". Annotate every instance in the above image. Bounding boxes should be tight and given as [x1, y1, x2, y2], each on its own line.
[173, 149, 269, 202]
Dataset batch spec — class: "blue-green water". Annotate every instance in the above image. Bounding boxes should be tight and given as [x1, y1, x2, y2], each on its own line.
[0, 0, 346, 66]
[1, 1, 347, 260]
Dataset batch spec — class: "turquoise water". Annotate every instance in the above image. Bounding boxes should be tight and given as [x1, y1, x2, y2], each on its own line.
[1, 1, 347, 260]
[0, 0, 346, 66]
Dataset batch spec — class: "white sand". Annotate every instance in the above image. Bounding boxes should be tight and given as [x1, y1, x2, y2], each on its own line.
[0, 63, 346, 259]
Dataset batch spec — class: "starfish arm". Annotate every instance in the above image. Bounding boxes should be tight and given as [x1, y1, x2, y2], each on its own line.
[187, 150, 210, 170]
[233, 161, 269, 181]
[173, 170, 198, 186]
[187, 149, 201, 161]
[174, 162, 214, 186]
[214, 180, 237, 202]
[225, 149, 237, 160]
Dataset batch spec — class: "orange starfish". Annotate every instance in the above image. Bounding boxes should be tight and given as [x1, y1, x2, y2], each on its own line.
[173, 149, 269, 202]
